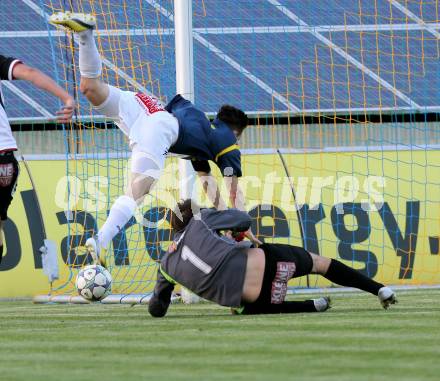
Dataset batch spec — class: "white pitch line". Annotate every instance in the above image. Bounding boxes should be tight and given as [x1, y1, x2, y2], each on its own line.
[9, 102, 440, 124]
[2, 81, 54, 118]
[20, 143, 440, 162]
[0, 29, 173, 38]
[144, 0, 300, 112]
[389, 0, 440, 39]
[194, 22, 440, 34]
[266, 0, 421, 110]
[20, 0, 46, 18]
[242, 144, 440, 155]
[3, 23, 440, 38]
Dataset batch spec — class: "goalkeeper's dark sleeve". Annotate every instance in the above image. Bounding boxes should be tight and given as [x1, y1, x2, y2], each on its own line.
[201, 208, 252, 232]
[148, 267, 175, 318]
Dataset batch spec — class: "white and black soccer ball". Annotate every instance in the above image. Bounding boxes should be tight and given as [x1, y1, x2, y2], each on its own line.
[75, 265, 112, 301]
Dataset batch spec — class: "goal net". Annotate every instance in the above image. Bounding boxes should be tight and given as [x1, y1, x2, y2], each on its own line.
[32, 0, 440, 301]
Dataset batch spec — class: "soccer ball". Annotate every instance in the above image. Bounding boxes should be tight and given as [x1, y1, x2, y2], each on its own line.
[75, 264, 112, 301]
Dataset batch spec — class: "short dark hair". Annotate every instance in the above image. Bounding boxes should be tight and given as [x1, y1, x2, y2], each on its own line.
[216, 105, 248, 134]
[169, 199, 198, 232]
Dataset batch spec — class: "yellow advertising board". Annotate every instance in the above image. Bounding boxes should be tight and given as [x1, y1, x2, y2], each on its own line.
[1, 150, 439, 297]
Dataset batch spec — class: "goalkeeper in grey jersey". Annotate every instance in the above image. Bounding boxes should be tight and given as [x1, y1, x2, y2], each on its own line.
[149, 200, 397, 317]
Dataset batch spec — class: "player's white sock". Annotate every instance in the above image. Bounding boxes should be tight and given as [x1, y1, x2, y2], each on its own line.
[97, 195, 137, 249]
[78, 29, 102, 78]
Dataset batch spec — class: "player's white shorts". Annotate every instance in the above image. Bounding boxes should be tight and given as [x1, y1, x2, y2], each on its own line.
[94, 85, 179, 179]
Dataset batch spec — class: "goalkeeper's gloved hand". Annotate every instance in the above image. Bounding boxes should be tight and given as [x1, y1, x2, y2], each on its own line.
[231, 231, 246, 242]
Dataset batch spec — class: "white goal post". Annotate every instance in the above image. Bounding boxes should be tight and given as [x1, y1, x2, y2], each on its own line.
[174, 0, 201, 304]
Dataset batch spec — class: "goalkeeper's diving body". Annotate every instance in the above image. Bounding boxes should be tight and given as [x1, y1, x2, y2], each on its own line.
[50, 12, 253, 264]
[148, 200, 397, 317]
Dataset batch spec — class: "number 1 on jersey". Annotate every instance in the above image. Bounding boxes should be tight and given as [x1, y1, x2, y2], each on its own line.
[181, 245, 212, 274]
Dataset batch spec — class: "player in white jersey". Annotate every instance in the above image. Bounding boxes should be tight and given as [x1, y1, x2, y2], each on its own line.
[0, 55, 74, 264]
[49, 12, 258, 266]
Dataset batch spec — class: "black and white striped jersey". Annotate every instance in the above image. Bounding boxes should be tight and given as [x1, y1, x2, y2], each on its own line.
[0, 55, 22, 151]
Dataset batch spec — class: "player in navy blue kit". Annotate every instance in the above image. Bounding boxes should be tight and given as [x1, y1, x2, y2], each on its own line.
[50, 12, 254, 264]
[0, 55, 74, 264]
[148, 199, 397, 317]
[166, 95, 247, 210]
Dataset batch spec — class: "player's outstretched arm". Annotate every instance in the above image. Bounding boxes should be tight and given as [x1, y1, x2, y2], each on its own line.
[196, 170, 227, 210]
[227, 175, 246, 211]
[148, 268, 175, 318]
[12, 63, 74, 123]
[195, 170, 246, 211]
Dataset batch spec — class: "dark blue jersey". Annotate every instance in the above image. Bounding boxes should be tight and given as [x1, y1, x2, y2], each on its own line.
[166, 95, 242, 177]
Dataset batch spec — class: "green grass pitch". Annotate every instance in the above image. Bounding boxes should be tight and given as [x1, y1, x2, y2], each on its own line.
[0, 290, 439, 381]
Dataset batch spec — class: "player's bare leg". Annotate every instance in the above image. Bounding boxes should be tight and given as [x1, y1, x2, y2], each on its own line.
[80, 78, 109, 107]
[127, 173, 156, 203]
